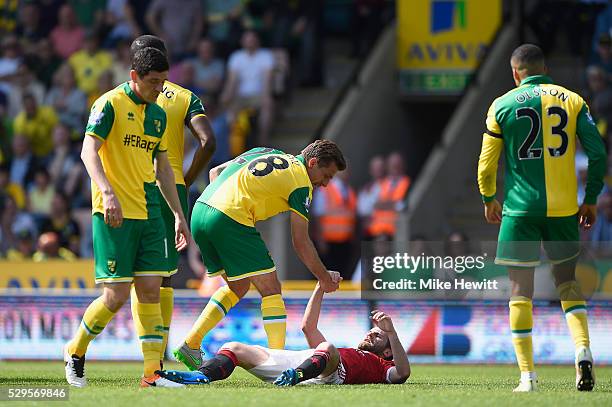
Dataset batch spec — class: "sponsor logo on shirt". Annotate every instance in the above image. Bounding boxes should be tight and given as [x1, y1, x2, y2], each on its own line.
[304, 196, 311, 213]
[127, 112, 135, 121]
[123, 134, 158, 152]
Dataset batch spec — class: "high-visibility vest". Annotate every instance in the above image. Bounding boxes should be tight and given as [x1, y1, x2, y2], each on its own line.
[319, 181, 356, 243]
[368, 175, 410, 237]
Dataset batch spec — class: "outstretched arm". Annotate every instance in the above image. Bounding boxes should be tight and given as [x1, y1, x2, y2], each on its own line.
[301, 283, 327, 348]
[371, 310, 410, 384]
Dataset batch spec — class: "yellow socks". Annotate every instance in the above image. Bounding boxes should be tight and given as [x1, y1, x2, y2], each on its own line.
[159, 287, 174, 360]
[133, 301, 164, 377]
[68, 297, 116, 357]
[185, 286, 239, 350]
[261, 294, 287, 349]
[509, 296, 535, 373]
[558, 281, 590, 349]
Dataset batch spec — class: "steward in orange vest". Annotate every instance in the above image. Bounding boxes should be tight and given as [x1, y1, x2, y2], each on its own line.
[368, 175, 410, 238]
[313, 176, 357, 279]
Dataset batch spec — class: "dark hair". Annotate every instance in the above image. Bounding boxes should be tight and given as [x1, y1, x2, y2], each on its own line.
[131, 47, 169, 77]
[130, 35, 167, 59]
[301, 139, 346, 170]
[510, 44, 545, 74]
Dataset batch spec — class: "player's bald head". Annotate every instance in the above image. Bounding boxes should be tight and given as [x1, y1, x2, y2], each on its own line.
[510, 44, 546, 78]
[130, 35, 167, 60]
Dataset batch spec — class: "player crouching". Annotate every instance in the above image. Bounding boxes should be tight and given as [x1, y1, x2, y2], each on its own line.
[157, 284, 410, 386]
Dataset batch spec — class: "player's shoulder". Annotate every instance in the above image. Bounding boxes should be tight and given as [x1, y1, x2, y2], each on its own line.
[543, 83, 586, 107]
[162, 80, 192, 100]
[91, 83, 125, 110]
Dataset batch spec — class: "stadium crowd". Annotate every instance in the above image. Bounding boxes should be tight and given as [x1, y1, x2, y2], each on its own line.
[0, 0, 395, 277]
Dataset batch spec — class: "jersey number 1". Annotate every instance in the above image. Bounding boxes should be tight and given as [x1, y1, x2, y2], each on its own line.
[516, 106, 568, 160]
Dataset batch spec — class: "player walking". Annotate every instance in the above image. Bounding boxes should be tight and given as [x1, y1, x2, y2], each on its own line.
[174, 140, 346, 370]
[477, 44, 606, 392]
[64, 47, 190, 388]
[128, 35, 216, 369]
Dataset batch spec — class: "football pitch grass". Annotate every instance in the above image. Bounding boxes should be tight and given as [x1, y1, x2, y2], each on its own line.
[1, 362, 610, 406]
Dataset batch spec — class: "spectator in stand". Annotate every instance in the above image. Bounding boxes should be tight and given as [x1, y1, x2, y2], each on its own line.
[222, 30, 274, 145]
[0, 93, 10, 163]
[47, 123, 80, 192]
[69, 31, 113, 98]
[46, 64, 88, 134]
[40, 191, 81, 257]
[0, 164, 25, 210]
[188, 38, 225, 97]
[205, 96, 231, 168]
[28, 168, 55, 221]
[50, 4, 85, 59]
[69, 0, 106, 31]
[7, 60, 45, 118]
[33, 231, 76, 262]
[0, 194, 37, 255]
[145, 0, 204, 60]
[33, 38, 62, 90]
[0, 35, 21, 96]
[357, 155, 385, 239]
[15, 2, 44, 54]
[87, 70, 115, 108]
[5, 229, 35, 260]
[8, 134, 38, 190]
[13, 93, 58, 157]
[203, 0, 243, 57]
[104, 0, 142, 46]
[368, 152, 411, 240]
[178, 62, 204, 96]
[110, 39, 132, 87]
[351, 0, 388, 58]
[312, 169, 357, 280]
[590, 32, 612, 74]
[586, 64, 612, 142]
[37, 0, 65, 37]
[590, 190, 612, 253]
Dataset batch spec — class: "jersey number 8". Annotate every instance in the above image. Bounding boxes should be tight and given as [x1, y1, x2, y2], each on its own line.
[248, 155, 290, 177]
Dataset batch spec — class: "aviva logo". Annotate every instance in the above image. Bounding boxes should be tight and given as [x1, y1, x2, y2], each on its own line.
[431, 0, 466, 33]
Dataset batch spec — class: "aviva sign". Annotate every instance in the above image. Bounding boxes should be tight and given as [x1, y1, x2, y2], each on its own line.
[397, 0, 501, 96]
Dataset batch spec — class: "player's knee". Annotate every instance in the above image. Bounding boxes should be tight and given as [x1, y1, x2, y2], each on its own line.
[316, 342, 337, 356]
[102, 288, 129, 312]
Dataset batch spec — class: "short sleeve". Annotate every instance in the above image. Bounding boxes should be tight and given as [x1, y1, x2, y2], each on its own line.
[85, 100, 115, 140]
[485, 99, 502, 138]
[262, 50, 274, 69]
[382, 360, 395, 383]
[184, 92, 206, 125]
[288, 186, 311, 221]
[228, 52, 240, 72]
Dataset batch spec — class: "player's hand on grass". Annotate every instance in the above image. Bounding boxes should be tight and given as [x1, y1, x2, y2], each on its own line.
[579, 203, 597, 230]
[103, 190, 123, 228]
[371, 310, 395, 333]
[175, 215, 191, 251]
[484, 199, 502, 224]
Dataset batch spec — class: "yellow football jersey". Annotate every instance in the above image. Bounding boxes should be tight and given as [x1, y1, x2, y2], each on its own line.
[198, 148, 313, 226]
[155, 81, 206, 185]
[85, 83, 167, 219]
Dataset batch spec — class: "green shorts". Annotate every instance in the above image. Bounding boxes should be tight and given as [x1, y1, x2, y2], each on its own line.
[191, 202, 275, 281]
[495, 214, 580, 267]
[159, 184, 189, 273]
[92, 213, 173, 283]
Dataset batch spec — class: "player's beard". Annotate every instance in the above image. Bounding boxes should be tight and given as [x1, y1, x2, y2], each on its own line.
[358, 340, 381, 354]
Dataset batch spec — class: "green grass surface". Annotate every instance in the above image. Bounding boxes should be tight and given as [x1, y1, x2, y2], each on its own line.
[0, 362, 610, 406]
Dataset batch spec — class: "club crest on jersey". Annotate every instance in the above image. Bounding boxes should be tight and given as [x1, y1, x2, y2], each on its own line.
[153, 119, 161, 133]
[107, 259, 116, 273]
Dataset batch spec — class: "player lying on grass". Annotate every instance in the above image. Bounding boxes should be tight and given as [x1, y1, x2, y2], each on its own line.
[157, 283, 410, 385]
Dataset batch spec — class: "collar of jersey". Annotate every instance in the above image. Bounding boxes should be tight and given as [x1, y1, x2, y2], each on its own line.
[296, 154, 306, 166]
[520, 75, 553, 86]
[123, 82, 147, 105]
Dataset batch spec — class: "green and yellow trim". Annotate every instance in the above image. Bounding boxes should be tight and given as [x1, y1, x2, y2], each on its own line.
[226, 267, 276, 281]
